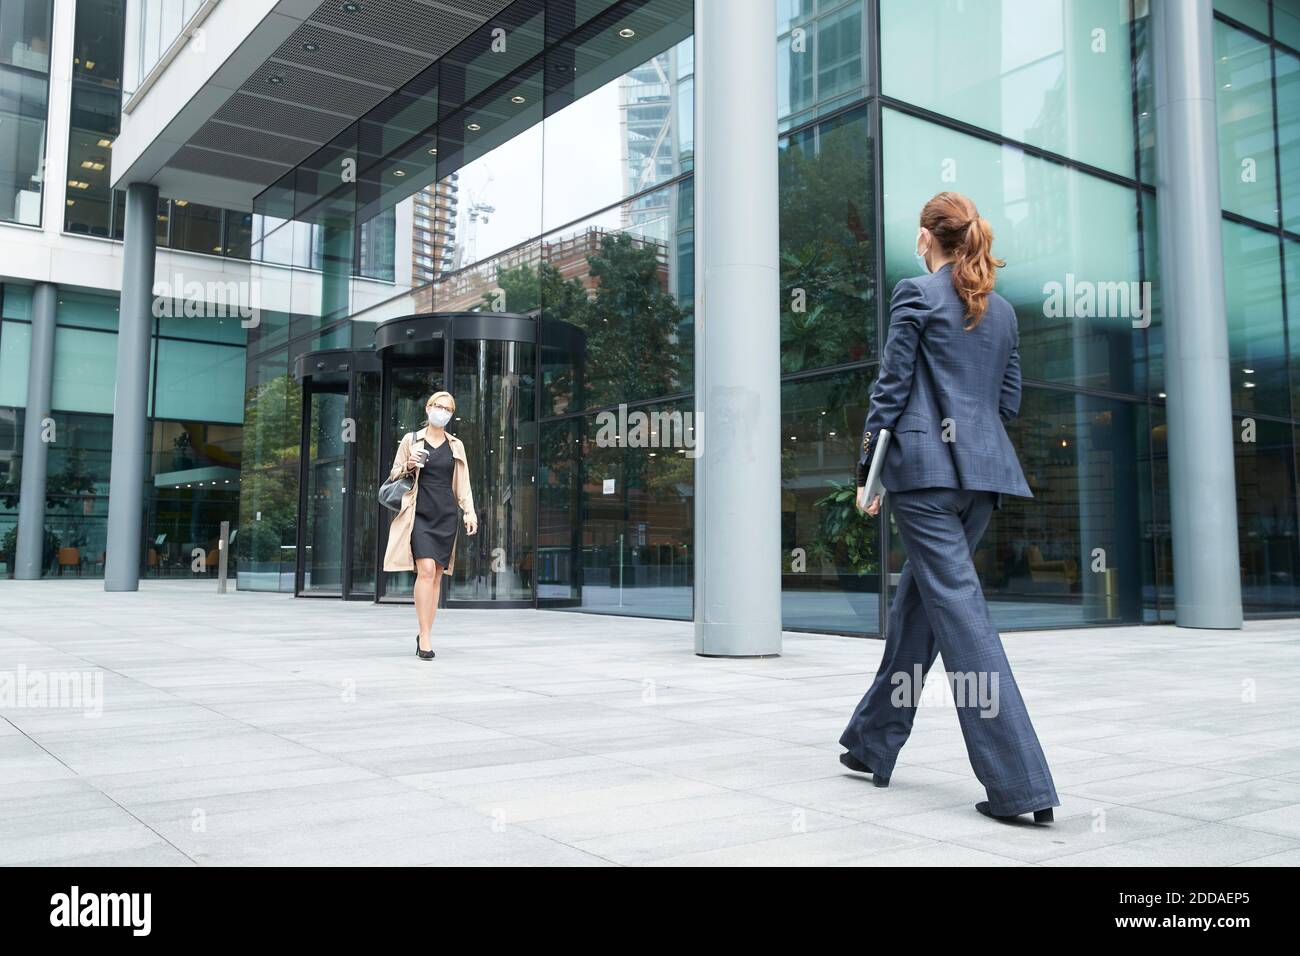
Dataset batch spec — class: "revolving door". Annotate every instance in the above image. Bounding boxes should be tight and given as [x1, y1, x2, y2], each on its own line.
[293, 312, 549, 607]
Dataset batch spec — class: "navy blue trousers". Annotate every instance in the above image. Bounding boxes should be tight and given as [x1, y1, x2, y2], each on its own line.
[840, 487, 1059, 816]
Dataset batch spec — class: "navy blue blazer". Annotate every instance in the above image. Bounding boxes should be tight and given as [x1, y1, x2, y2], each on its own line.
[857, 264, 1032, 501]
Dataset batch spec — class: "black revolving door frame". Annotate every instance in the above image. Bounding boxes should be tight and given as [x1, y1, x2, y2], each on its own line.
[294, 311, 583, 607]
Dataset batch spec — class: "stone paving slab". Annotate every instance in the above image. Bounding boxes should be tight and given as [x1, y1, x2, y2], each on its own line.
[1, 579, 1298, 866]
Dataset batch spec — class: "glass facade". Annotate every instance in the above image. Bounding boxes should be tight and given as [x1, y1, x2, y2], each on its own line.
[4, 0, 1298, 634]
[0, 285, 245, 579]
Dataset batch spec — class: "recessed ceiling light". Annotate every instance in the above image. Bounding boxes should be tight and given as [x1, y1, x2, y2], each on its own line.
[511, 94, 526, 104]
[427, 147, 438, 155]
[302, 41, 319, 52]
[174, 200, 188, 206]
[341, 2, 361, 12]
[618, 27, 636, 38]
[267, 74, 285, 84]
[97, 138, 113, 147]
[467, 122, 481, 131]
[393, 169, 406, 176]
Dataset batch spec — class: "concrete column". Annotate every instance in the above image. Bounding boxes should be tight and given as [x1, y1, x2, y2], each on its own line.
[104, 182, 159, 592]
[15, 283, 57, 579]
[693, 0, 782, 656]
[1152, 0, 1242, 628]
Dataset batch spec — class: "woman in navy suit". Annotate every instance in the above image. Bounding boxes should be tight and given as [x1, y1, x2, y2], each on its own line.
[839, 192, 1059, 825]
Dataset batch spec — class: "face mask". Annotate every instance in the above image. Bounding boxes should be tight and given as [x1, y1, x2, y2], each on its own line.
[428, 407, 453, 428]
[914, 232, 932, 274]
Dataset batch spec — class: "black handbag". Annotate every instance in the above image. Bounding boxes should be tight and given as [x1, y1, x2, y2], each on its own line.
[378, 433, 415, 512]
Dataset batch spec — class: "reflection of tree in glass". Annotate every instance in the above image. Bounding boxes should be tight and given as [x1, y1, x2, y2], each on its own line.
[237, 373, 301, 566]
[779, 114, 875, 373]
[487, 233, 686, 411]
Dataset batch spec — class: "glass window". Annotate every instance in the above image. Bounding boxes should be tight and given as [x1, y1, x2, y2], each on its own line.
[223, 209, 253, 260]
[542, 38, 692, 233]
[0, 0, 52, 72]
[0, 67, 49, 225]
[1277, 0, 1300, 50]
[147, 420, 242, 580]
[236, 349, 300, 590]
[881, 0, 1135, 175]
[64, 84, 119, 236]
[1235, 416, 1300, 613]
[57, 289, 118, 329]
[1285, 238, 1300, 415]
[537, 400, 694, 619]
[52, 328, 117, 412]
[44, 413, 113, 577]
[0, 319, 31, 407]
[154, 340, 246, 424]
[1222, 219, 1287, 416]
[779, 105, 874, 374]
[1215, 21, 1280, 225]
[1214, 0, 1271, 34]
[1278, 48, 1300, 233]
[780, 368, 881, 634]
[539, 181, 693, 416]
[72, 0, 124, 87]
[169, 200, 224, 255]
[984, 387, 1153, 627]
[883, 108, 1144, 393]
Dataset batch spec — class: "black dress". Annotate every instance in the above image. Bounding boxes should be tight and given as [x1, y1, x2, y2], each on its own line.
[410, 439, 458, 566]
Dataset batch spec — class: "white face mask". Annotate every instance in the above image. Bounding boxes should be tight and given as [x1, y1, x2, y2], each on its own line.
[428, 407, 453, 428]
[914, 230, 932, 274]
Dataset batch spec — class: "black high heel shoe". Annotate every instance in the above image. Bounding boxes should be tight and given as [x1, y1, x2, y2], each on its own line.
[975, 801, 1053, 824]
[839, 752, 889, 787]
[415, 634, 435, 660]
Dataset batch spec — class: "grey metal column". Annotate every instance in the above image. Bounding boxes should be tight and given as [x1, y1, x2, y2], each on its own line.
[1152, 0, 1242, 628]
[104, 182, 158, 592]
[15, 282, 57, 579]
[693, 0, 782, 656]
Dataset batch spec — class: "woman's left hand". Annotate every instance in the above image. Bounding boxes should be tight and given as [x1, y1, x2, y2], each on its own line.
[464, 514, 478, 536]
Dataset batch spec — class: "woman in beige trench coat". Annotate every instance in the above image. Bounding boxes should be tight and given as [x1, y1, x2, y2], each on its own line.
[384, 391, 477, 660]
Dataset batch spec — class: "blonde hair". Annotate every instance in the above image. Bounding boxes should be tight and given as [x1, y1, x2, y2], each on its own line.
[426, 391, 456, 412]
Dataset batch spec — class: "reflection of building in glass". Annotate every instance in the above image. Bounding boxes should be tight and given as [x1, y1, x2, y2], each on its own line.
[411, 174, 459, 285]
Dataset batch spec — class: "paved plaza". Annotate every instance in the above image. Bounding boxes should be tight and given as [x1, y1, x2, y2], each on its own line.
[2, 580, 1299, 866]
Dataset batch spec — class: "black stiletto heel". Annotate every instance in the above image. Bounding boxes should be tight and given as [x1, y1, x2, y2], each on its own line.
[839, 752, 889, 787]
[415, 634, 435, 660]
[976, 801, 1053, 824]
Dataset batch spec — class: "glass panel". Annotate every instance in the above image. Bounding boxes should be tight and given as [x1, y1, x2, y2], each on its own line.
[169, 200, 224, 255]
[237, 349, 300, 590]
[779, 104, 874, 373]
[147, 421, 242, 579]
[155, 339, 246, 423]
[1222, 219, 1286, 415]
[1214, 0, 1271, 33]
[223, 209, 253, 260]
[1277, 0, 1300, 49]
[883, 108, 1144, 393]
[1236, 416, 1300, 612]
[52, 327, 117, 412]
[1215, 20, 1280, 224]
[881, 0, 1135, 175]
[1278, 48, 1300, 233]
[0, 0, 53, 72]
[302, 390, 347, 593]
[541, 37, 692, 233]
[449, 338, 536, 602]
[0, 319, 31, 406]
[0, 68, 49, 225]
[539, 180, 693, 416]
[987, 387, 1151, 627]
[43, 413, 113, 577]
[537, 399, 694, 617]
[780, 368, 881, 634]
[64, 82, 118, 236]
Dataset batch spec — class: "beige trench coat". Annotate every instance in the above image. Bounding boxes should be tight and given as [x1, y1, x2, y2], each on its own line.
[382, 428, 477, 574]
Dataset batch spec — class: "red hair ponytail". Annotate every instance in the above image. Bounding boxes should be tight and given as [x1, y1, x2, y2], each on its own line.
[919, 192, 1005, 329]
